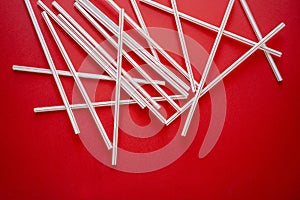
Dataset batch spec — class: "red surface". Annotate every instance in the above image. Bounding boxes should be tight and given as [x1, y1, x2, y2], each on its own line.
[0, 0, 300, 199]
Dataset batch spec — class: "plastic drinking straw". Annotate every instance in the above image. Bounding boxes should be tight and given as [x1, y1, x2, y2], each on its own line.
[42, 12, 112, 149]
[171, 0, 196, 92]
[24, 0, 80, 134]
[130, 0, 160, 61]
[34, 95, 186, 113]
[12, 65, 166, 85]
[181, 0, 235, 137]
[240, 0, 283, 82]
[112, 9, 124, 166]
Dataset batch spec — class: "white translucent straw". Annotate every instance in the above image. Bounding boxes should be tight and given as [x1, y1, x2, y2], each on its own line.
[181, 23, 285, 137]
[182, 0, 235, 137]
[12, 65, 165, 85]
[112, 9, 124, 166]
[34, 95, 186, 113]
[140, 0, 282, 57]
[42, 12, 112, 149]
[24, 0, 80, 134]
[239, 0, 283, 82]
[171, 0, 196, 92]
[130, 0, 160, 61]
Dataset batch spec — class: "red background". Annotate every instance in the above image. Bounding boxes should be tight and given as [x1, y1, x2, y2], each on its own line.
[1, 0, 300, 199]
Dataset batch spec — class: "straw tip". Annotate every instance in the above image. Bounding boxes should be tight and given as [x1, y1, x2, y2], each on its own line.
[181, 133, 187, 137]
[37, 0, 44, 7]
[107, 144, 113, 150]
[277, 78, 283, 82]
[74, 127, 81, 134]
[51, 1, 58, 6]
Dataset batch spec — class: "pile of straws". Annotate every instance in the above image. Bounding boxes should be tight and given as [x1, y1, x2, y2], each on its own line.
[13, 0, 285, 165]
